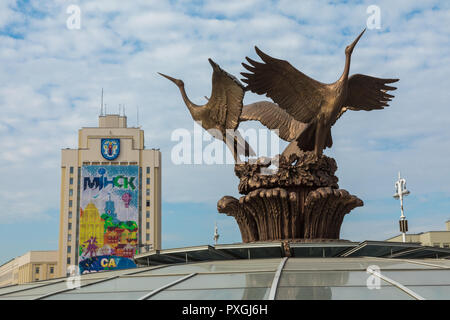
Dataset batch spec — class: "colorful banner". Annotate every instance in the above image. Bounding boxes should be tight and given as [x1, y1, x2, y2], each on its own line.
[78, 165, 139, 274]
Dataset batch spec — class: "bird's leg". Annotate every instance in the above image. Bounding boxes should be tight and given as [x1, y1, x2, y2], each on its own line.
[224, 131, 240, 163]
[314, 118, 326, 157]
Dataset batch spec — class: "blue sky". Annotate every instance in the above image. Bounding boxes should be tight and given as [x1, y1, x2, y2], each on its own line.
[1, 0, 450, 265]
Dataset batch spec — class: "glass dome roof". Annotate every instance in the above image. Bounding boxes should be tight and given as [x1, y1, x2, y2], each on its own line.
[1, 241, 449, 300]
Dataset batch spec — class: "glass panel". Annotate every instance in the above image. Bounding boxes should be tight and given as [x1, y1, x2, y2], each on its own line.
[395, 249, 450, 259]
[347, 244, 419, 258]
[1, 279, 101, 299]
[172, 272, 275, 290]
[150, 288, 270, 300]
[0, 280, 61, 296]
[382, 270, 450, 286]
[278, 271, 389, 287]
[218, 247, 282, 259]
[79, 266, 153, 280]
[276, 286, 413, 300]
[44, 291, 150, 300]
[291, 246, 356, 258]
[143, 259, 282, 275]
[406, 286, 450, 300]
[414, 260, 450, 268]
[364, 260, 434, 270]
[284, 258, 436, 271]
[71, 275, 183, 293]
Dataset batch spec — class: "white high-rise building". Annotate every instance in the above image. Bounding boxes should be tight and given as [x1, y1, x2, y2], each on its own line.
[58, 113, 161, 276]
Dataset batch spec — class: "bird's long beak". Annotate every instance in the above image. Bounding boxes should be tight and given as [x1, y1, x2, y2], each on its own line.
[349, 28, 366, 51]
[158, 72, 180, 85]
[208, 58, 220, 71]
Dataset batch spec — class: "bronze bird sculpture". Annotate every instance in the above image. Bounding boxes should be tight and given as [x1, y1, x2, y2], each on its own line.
[159, 59, 255, 161]
[241, 29, 399, 157]
[240, 101, 307, 142]
[240, 102, 354, 158]
[239, 101, 307, 156]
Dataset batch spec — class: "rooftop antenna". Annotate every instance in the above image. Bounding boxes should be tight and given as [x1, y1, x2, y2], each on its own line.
[214, 222, 220, 246]
[137, 105, 140, 127]
[100, 88, 104, 116]
[393, 172, 410, 243]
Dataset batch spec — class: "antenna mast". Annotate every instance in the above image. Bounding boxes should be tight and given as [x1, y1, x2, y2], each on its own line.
[101, 88, 104, 116]
[137, 105, 140, 127]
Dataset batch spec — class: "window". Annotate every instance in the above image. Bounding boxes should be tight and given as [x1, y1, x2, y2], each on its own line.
[67, 257, 71, 265]
[68, 223, 72, 230]
[69, 200, 73, 207]
[146, 178, 150, 185]
[444, 243, 450, 248]
[35, 266, 40, 274]
[69, 189, 73, 196]
[146, 189, 150, 196]
[146, 200, 150, 207]
[67, 246, 71, 253]
[50, 267, 54, 274]
[146, 233, 150, 241]
[69, 177, 73, 185]
[68, 234, 72, 242]
[70, 167, 74, 174]
[146, 167, 150, 174]
[146, 222, 150, 229]
[68, 211, 72, 219]
[146, 211, 150, 218]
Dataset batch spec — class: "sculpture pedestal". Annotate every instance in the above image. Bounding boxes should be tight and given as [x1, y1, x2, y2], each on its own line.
[217, 152, 363, 242]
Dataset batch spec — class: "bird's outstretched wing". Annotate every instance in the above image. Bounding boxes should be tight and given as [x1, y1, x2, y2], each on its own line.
[207, 58, 245, 131]
[330, 106, 349, 127]
[241, 46, 325, 123]
[344, 74, 399, 111]
[240, 101, 308, 142]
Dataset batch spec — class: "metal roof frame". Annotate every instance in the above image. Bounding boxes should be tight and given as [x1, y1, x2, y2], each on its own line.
[134, 241, 450, 266]
[268, 257, 288, 300]
[32, 266, 166, 300]
[339, 241, 424, 257]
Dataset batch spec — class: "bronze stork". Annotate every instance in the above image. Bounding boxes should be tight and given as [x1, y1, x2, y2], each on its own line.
[159, 59, 255, 161]
[241, 29, 399, 157]
[239, 101, 307, 157]
[240, 102, 354, 158]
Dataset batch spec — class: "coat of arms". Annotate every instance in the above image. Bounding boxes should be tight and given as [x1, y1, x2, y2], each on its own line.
[101, 138, 120, 160]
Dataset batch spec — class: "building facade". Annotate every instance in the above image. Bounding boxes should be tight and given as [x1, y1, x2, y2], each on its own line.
[386, 220, 450, 248]
[58, 114, 161, 277]
[0, 251, 58, 287]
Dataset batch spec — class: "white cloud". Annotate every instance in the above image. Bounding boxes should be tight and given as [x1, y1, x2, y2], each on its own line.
[0, 0, 449, 244]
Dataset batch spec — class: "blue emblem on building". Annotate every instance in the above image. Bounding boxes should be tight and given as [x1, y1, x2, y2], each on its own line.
[101, 139, 120, 160]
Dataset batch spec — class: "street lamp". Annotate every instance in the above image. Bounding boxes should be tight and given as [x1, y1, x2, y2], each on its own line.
[137, 243, 153, 253]
[393, 172, 410, 242]
[214, 222, 220, 246]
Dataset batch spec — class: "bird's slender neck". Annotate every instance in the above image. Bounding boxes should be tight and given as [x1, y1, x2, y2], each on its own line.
[177, 85, 201, 117]
[339, 53, 352, 82]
